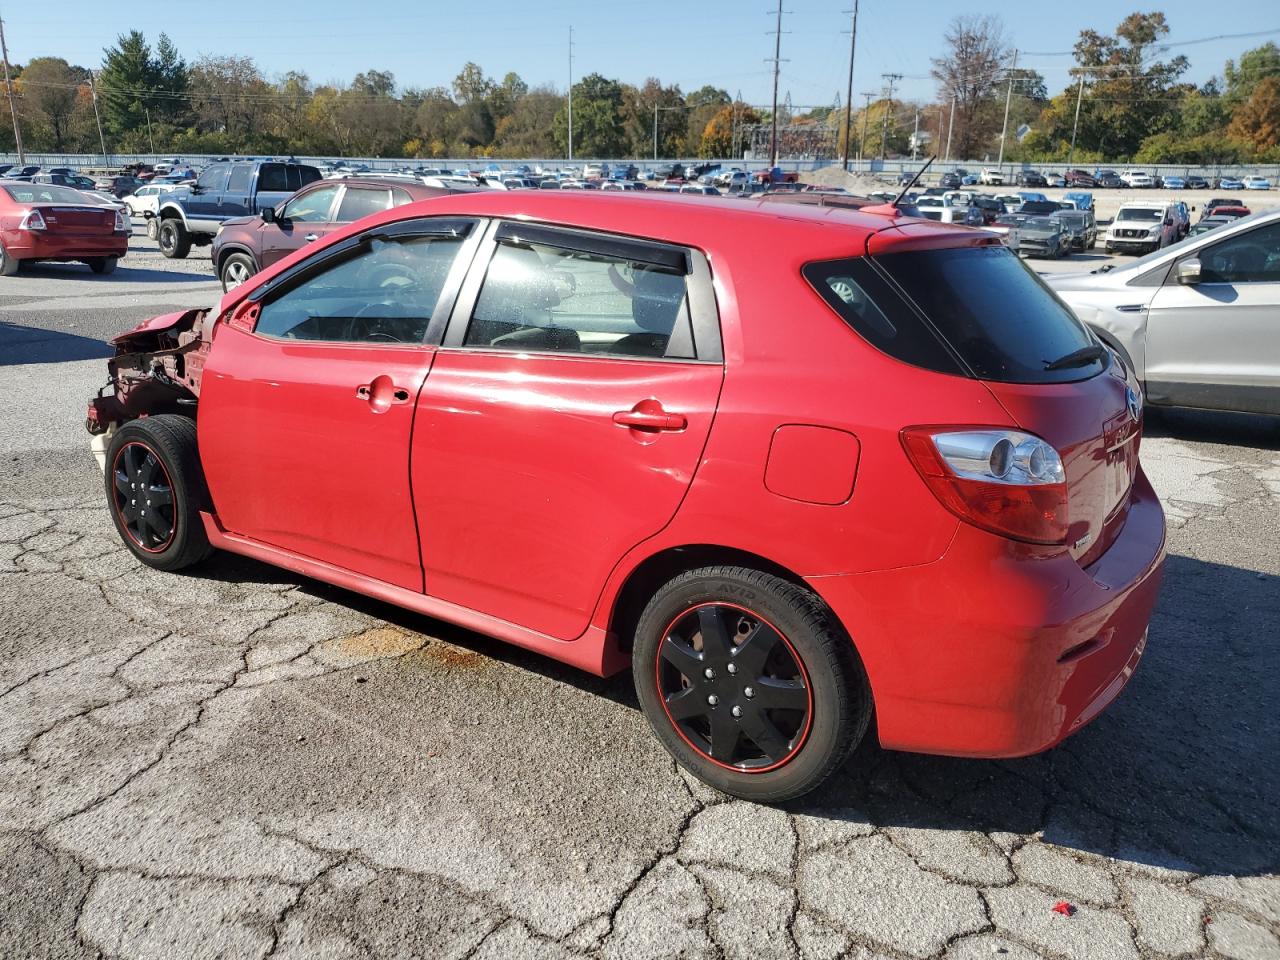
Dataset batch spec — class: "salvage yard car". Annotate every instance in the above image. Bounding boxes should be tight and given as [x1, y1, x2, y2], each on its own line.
[0, 180, 130, 275]
[1049, 209, 1280, 416]
[86, 193, 1166, 802]
[1105, 201, 1178, 255]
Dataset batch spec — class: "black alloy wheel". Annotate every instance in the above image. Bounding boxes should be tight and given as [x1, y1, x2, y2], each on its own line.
[656, 602, 812, 771]
[111, 441, 176, 553]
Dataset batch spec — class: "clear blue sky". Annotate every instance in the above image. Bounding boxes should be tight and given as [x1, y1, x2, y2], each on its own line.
[4, 0, 1277, 107]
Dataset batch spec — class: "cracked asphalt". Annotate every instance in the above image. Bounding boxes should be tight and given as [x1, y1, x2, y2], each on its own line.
[1, 235, 1278, 960]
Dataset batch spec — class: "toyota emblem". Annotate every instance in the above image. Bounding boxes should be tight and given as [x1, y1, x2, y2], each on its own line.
[1126, 386, 1142, 422]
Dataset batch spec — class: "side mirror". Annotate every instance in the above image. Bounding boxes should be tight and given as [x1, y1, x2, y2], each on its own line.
[1176, 259, 1202, 285]
[260, 206, 277, 224]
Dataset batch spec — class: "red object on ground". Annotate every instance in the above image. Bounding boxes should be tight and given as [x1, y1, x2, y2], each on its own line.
[1052, 901, 1077, 917]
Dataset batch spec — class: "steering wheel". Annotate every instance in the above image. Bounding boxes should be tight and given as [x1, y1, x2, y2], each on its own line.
[362, 262, 417, 290]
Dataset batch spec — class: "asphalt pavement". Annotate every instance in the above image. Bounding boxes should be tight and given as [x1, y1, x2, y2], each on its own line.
[1, 232, 1278, 960]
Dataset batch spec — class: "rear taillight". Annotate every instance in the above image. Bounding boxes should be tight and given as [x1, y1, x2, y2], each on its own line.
[19, 209, 46, 231]
[114, 210, 129, 232]
[902, 427, 1068, 545]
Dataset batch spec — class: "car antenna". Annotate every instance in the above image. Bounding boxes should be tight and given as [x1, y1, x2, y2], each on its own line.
[892, 156, 935, 208]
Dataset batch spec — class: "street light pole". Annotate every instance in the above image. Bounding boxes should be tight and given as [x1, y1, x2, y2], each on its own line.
[89, 71, 107, 162]
[567, 26, 574, 162]
[1068, 72, 1085, 168]
[997, 48, 1018, 170]
[945, 96, 955, 162]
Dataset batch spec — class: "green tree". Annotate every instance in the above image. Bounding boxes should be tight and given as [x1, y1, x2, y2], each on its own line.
[98, 31, 155, 137]
[554, 73, 625, 157]
[494, 85, 562, 157]
[18, 58, 82, 150]
[1224, 42, 1280, 104]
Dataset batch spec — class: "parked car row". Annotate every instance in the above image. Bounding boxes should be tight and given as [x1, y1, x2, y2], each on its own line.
[918, 167, 1275, 191]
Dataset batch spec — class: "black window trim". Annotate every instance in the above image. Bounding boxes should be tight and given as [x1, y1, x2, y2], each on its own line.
[441, 219, 723, 363]
[244, 216, 484, 348]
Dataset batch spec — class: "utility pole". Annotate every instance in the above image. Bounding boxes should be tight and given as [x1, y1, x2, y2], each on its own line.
[765, 0, 788, 167]
[567, 26, 574, 162]
[840, 0, 859, 171]
[732, 89, 742, 160]
[997, 48, 1018, 169]
[144, 107, 155, 153]
[945, 96, 955, 162]
[0, 13, 23, 165]
[1068, 72, 1085, 168]
[879, 73, 900, 159]
[89, 71, 107, 162]
[858, 91, 874, 163]
[911, 107, 920, 160]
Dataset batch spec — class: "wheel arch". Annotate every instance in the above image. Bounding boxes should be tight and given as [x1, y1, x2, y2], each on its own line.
[213, 242, 257, 272]
[157, 203, 188, 224]
[606, 544, 817, 653]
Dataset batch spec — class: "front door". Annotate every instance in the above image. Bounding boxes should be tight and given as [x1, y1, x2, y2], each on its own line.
[199, 222, 478, 590]
[260, 184, 343, 269]
[413, 222, 724, 640]
[1146, 219, 1280, 415]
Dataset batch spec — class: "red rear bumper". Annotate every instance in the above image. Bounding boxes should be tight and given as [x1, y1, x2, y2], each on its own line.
[3, 230, 128, 262]
[809, 467, 1166, 758]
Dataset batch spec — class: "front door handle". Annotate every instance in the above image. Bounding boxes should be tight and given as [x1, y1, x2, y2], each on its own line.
[356, 375, 411, 414]
[613, 406, 687, 432]
[304, 233, 319, 242]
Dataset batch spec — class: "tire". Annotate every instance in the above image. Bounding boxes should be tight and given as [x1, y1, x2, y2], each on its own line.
[88, 257, 118, 275]
[146, 217, 160, 241]
[632, 566, 872, 803]
[157, 218, 191, 259]
[105, 415, 213, 571]
[219, 251, 257, 292]
[0, 241, 18, 277]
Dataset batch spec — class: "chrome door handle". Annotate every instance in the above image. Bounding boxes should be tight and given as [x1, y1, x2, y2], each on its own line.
[304, 233, 318, 242]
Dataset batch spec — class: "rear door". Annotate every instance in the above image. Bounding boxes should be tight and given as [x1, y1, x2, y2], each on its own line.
[1144, 218, 1280, 415]
[260, 183, 343, 268]
[221, 163, 253, 219]
[412, 221, 724, 640]
[199, 217, 481, 590]
[252, 163, 297, 218]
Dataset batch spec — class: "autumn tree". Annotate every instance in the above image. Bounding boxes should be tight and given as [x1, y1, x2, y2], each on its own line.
[931, 15, 1009, 159]
[698, 102, 761, 157]
[18, 58, 83, 150]
[1228, 76, 1280, 155]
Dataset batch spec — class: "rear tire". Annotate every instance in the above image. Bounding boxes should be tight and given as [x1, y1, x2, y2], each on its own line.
[146, 217, 160, 240]
[88, 257, 118, 275]
[0, 242, 18, 277]
[158, 219, 191, 259]
[632, 566, 871, 803]
[105, 415, 213, 571]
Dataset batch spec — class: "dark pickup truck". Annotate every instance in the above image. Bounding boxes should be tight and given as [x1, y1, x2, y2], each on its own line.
[155, 159, 322, 259]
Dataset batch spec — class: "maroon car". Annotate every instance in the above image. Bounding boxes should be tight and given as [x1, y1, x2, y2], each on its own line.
[210, 178, 468, 291]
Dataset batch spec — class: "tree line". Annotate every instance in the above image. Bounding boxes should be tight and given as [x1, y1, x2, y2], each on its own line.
[0, 15, 1276, 163]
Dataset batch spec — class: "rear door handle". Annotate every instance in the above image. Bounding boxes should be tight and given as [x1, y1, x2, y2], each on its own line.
[612, 409, 687, 431]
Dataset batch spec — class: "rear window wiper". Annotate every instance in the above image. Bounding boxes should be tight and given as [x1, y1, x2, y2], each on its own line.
[1043, 344, 1106, 371]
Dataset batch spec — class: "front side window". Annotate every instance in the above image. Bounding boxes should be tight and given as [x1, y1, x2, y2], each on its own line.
[195, 164, 228, 192]
[336, 188, 392, 222]
[282, 186, 340, 222]
[464, 238, 693, 358]
[1200, 222, 1280, 284]
[256, 234, 464, 344]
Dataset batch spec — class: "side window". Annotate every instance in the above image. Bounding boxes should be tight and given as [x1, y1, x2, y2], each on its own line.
[391, 187, 415, 207]
[336, 188, 392, 222]
[255, 234, 465, 344]
[226, 165, 252, 193]
[282, 185, 340, 222]
[296, 166, 322, 188]
[195, 164, 227, 192]
[257, 164, 288, 192]
[464, 238, 694, 359]
[1200, 222, 1280, 284]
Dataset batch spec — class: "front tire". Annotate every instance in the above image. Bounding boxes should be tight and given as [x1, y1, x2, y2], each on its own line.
[157, 219, 191, 259]
[146, 217, 160, 240]
[105, 416, 212, 571]
[219, 252, 257, 292]
[88, 257, 118, 275]
[633, 566, 871, 803]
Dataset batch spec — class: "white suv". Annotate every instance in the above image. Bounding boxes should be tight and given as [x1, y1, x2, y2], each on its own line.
[1105, 201, 1178, 255]
[979, 168, 1005, 186]
[1121, 171, 1154, 188]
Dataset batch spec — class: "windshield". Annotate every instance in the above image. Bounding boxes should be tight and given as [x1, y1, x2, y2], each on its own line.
[1026, 217, 1058, 230]
[3, 184, 92, 204]
[1117, 208, 1162, 222]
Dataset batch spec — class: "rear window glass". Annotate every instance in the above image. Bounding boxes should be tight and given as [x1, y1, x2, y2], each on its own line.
[258, 164, 287, 192]
[297, 166, 322, 188]
[870, 245, 1104, 383]
[3, 185, 87, 204]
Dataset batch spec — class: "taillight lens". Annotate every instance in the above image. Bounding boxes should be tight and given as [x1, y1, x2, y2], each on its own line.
[114, 210, 129, 232]
[902, 427, 1068, 544]
[19, 209, 46, 231]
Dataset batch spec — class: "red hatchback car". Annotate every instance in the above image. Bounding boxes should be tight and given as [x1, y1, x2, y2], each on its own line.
[87, 193, 1165, 801]
[0, 180, 130, 275]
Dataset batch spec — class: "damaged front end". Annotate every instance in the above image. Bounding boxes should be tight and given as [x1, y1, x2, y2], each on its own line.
[86, 309, 211, 469]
